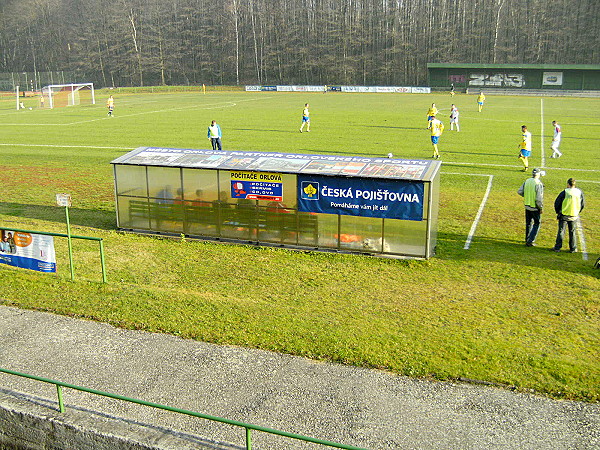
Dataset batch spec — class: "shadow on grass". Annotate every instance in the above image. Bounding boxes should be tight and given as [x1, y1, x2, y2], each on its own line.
[436, 231, 598, 276]
[296, 149, 378, 157]
[230, 127, 297, 133]
[441, 150, 516, 158]
[363, 125, 423, 131]
[0, 202, 116, 231]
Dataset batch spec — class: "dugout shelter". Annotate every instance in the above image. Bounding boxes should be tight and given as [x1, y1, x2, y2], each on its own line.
[428, 63, 600, 91]
[111, 148, 441, 259]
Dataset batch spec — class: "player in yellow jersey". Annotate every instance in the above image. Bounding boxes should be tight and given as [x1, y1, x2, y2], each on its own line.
[518, 125, 532, 171]
[299, 103, 310, 132]
[429, 115, 444, 159]
[426, 103, 439, 129]
[477, 92, 485, 112]
[107, 95, 114, 117]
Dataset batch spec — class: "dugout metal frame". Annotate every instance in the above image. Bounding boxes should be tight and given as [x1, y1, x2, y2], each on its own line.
[111, 148, 441, 259]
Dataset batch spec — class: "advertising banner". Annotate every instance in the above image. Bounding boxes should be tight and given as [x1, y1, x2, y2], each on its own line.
[230, 171, 283, 201]
[542, 72, 563, 86]
[298, 175, 424, 221]
[0, 230, 56, 272]
[469, 73, 524, 87]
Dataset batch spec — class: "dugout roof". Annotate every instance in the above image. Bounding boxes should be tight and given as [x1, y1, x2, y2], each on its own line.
[427, 63, 600, 71]
[112, 147, 441, 182]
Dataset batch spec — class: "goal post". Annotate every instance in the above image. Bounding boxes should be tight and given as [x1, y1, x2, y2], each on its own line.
[41, 83, 95, 109]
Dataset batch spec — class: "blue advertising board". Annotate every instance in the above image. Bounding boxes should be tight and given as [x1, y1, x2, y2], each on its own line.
[230, 171, 283, 201]
[298, 175, 424, 221]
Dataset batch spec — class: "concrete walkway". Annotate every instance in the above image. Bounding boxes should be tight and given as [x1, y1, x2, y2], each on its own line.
[0, 305, 598, 449]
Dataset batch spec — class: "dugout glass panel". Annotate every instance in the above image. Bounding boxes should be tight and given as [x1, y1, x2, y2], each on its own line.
[147, 167, 184, 233]
[257, 174, 298, 245]
[115, 165, 147, 197]
[427, 176, 440, 257]
[148, 167, 182, 201]
[182, 169, 219, 236]
[339, 215, 384, 253]
[383, 219, 427, 257]
[117, 196, 151, 230]
[315, 213, 339, 249]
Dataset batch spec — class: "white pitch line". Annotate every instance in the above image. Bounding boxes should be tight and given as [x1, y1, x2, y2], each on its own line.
[576, 218, 588, 261]
[442, 161, 600, 173]
[0, 143, 132, 150]
[0, 96, 271, 126]
[463, 175, 494, 250]
[0, 103, 234, 126]
[442, 172, 492, 177]
[540, 98, 546, 168]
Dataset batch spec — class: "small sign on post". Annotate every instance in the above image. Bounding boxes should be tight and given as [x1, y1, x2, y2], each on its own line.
[56, 193, 74, 281]
[56, 193, 72, 207]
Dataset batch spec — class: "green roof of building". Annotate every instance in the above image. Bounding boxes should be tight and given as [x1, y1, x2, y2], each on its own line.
[427, 63, 600, 70]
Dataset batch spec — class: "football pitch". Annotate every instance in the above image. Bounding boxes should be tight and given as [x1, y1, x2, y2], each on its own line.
[0, 90, 599, 401]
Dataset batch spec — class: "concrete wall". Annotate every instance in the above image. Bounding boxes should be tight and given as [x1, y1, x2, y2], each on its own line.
[0, 392, 235, 450]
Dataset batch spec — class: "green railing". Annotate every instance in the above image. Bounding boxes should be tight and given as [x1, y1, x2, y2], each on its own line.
[0, 367, 366, 450]
[0, 227, 106, 283]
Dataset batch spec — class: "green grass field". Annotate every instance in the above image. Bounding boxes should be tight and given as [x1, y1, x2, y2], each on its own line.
[1, 89, 599, 401]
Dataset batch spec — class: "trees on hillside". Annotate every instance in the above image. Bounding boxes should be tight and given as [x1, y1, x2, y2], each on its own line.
[0, 0, 598, 87]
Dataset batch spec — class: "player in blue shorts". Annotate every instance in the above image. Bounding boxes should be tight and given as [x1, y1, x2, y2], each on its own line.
[429, 115, 444, 159]
[518, 125, 532, 171]
[299, 103, 310, 132]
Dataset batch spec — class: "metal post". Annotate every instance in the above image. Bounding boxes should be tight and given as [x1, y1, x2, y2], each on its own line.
[56, 384, 65, 413]
[99, 239, 107, 283]
[245, 428, 252, 450]
[65, 206, 75, 281]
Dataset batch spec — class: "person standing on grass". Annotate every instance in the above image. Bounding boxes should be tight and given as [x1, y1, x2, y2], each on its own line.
[429, 114, 444, 159]
[551, 120, 562, 158]
[518, 125, 532, 172]
[449, 104, 460, 131]
[517, 168, 544, 247]
[552, 178, 584, 253]
[426, 103, 439, 129]
[299, 103, 310, 132]
[107, 95, 114, 116]
[477, 91, 485, 112]
[207, 120, 222, 150]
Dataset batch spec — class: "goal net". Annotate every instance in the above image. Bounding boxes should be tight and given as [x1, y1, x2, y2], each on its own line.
[40, 83, 95, 109]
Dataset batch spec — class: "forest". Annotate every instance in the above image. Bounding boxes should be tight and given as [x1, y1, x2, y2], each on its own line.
[1, 0, 599, 87]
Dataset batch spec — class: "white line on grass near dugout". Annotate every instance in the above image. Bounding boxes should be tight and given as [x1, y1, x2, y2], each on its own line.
[576, 218, 588, 261]
[463, 175, 494, 250]
[441, 172, 495, 249]
[540, 98, 546, 168]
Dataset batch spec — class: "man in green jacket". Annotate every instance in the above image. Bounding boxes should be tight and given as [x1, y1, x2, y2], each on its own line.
[517, 168, 544, 246]
[552, 178, 585, 253]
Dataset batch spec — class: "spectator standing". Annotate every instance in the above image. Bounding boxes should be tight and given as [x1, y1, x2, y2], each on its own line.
[552, 178, 585, 253]
[517, 168, 544, 247]
[207, 120, 222, 150]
